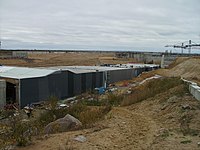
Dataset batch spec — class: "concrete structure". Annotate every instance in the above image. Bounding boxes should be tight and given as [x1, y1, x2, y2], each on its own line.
[189, 84, 200, 101]
[161, 55, 165, 68]
[0, 50, 28, 58]
[12, 51, 28, 58]
[182, 78, 200, 101]
[0, 64, 159, 108]
[0, 80, 6, 108]
[0, 51, 12, 58]
[115, 52, 200, 67]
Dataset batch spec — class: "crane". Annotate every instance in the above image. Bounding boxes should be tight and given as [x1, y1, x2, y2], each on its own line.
[165, 40, 200, 53]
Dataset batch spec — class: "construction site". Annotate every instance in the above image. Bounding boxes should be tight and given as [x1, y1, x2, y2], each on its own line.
[1, 0, 200, 148]
[0, 51, 200, 150]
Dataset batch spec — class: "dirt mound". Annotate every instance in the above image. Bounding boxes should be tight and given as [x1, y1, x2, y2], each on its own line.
[156, 57, 200, 84]
[169, 58, 200, 79]
[168, 57, 190, 68]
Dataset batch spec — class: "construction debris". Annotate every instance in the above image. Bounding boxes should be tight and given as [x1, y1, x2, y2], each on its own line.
[139, 74, 162, 85]
[74, 135, 87, 143]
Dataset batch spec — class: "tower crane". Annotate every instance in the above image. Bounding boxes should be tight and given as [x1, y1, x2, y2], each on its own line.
[165, 40, 200, 53]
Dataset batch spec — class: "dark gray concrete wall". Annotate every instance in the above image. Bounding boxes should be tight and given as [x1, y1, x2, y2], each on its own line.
[20, 71, 68, 107]
[73, 74, 82, 95]
[85, 73, 93, 91]
[48, 71, 68, 99]
[68, 71, 74, 97]
[109, 69, 134, 83]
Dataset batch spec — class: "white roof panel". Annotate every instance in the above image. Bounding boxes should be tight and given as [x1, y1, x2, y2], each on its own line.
[0, 66, 56, 79]
[114, 63, 159, 68]
[39, 66, 98, 74]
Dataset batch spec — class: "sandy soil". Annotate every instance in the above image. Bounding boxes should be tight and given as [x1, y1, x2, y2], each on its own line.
[127, 85, 200, 150]
[18, 107, 158, 150]
[17, 84, 200, 150]
[155, 57, 200, 84]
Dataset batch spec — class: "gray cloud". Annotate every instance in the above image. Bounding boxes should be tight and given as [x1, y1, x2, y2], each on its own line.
[0, 0, 200, 51]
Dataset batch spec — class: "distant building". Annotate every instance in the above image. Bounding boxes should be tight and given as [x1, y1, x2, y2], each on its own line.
[0, 50, 28, 59]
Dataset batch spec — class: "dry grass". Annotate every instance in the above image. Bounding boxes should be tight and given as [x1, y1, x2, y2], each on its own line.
[121, 77, 184, 106]
[0, 52, 137, 67]
[78, 106, 111, 127]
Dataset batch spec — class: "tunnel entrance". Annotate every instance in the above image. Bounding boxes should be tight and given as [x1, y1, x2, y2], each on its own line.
[6, 82, 16, 104]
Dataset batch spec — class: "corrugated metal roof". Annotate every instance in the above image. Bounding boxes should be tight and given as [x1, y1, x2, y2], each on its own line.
[43, 66, 130, 74]
[0, 66, 56, 79]
[45, 64, 159, 73]
[42, 66, 98, 74]
[67, 66, 129, 71]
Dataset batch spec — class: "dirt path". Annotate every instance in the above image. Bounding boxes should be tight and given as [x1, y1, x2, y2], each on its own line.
[17, 107, 158, 150]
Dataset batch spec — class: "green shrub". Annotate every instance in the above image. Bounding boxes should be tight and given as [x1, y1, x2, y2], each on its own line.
[37, 101, 111, 130]
[67, 102, 87, 119]
[48, 96, 59, 110]
[12, 122, 32, 146]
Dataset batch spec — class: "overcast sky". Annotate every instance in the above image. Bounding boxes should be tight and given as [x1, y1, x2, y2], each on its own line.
[0, 0, 200, 51]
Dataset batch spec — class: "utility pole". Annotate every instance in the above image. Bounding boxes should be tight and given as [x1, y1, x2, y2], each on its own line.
[0, 41, 1, 50]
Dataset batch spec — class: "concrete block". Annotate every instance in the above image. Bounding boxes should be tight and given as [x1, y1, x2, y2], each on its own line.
[189, 85, 196, 95]
[188, 84, 200, 101]
[194, 89, 200, 101]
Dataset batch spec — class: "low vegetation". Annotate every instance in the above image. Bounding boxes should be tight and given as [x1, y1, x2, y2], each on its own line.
[38, 102, 111, 129]
[83, 93, 123, 107]
[121, 77, 185, 106]
[0, 96, 112, 148]
[0, 77, 192, 148]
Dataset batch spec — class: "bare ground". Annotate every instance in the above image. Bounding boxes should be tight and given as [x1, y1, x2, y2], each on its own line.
[18, 107, 158, 150]
[156, 57, 200, 84]
[17, 84, 200, 150]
